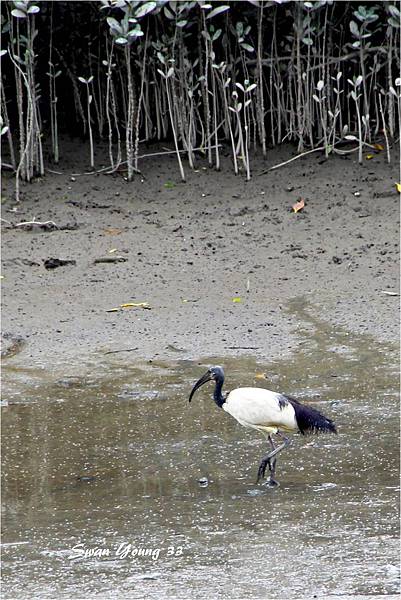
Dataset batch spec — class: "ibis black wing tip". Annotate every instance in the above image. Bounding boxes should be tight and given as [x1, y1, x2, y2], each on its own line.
[289, 399, 338, 435]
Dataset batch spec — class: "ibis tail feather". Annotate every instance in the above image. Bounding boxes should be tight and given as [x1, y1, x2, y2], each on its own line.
[287, 397, 337, 435]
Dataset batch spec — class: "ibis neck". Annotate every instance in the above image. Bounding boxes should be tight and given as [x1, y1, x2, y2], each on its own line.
[213, 379, 225, 408]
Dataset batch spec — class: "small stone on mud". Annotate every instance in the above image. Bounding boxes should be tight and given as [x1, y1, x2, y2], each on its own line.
[198, 477, 209, 487]
[1, 333, 26, 358]
[247, 488, 265, 496]
[56, 377, 82, 388]
[44, 258, 77, 269]
[93, 256, 127, 264]
[76, 475, 96, 483]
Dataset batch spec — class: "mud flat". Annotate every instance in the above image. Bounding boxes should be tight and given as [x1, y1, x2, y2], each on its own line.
[2, 142, 399, 371]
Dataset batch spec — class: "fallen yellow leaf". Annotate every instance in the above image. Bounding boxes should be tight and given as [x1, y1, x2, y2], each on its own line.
[103, 228, 123, 235]
[396, 183, 401, 193]
[232, 297, 242, 303]
[120, 302, 150, 308]
[108, 248, 118, 254]
[374, 143, 384, 151]
[292, 198, 305, 213]
[255, 373, 267, 380]
[365, 154, 374, 160]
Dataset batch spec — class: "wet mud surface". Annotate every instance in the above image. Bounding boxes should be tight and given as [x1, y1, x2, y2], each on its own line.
[2, 299, 400, 599]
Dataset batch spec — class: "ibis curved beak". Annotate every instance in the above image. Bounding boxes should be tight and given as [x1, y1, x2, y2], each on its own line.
[189, 370, 213, 403]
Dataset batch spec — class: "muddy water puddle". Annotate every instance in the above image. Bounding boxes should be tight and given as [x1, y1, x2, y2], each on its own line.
[1, 303, 399, 599]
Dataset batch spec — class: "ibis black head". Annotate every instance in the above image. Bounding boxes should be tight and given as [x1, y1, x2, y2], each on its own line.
[188, 366, 225, 403]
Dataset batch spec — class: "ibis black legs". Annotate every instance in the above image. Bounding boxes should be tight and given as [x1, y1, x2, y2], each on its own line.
[256, 433, 291, 485]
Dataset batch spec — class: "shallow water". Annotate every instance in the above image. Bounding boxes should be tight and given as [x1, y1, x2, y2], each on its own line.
[2, 301, 400, 599]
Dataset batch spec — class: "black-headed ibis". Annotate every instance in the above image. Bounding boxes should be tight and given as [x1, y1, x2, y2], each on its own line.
[189, 366, 337, 486]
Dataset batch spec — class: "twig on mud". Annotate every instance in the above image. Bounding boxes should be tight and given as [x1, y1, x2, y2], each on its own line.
[0, 217, 58, 229]
[46, 144, 223, 178]
[71, 164, 135, 177]
[46, 168, 64, 175]
[259, 147, 325, 174]
[104, 144, 223, 174]
[104, 347, 139, 355]
[263, 138, 389, 173]
[15, 218, 59, 230]
[333, 140, 388, 155]
[227, 346, 260, 350]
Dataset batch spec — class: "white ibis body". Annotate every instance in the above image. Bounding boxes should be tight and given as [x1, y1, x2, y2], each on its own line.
[189, 366, 337, 485]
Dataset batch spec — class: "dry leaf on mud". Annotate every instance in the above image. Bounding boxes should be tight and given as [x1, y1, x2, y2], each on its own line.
[255, 373, 267, 380]
[232, 297, 242, 303]
[396, 183, 401, 193]
[103, 228, 123, 235]
[106, 302, 151, 313]
[292, 198, 305, 213]
[365, 154, 374, 160]
[374, 144, 384, 151]
[120, 302, 151, 309]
